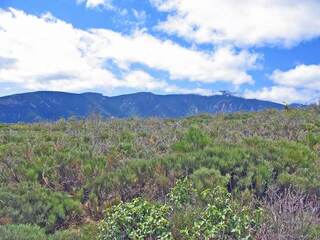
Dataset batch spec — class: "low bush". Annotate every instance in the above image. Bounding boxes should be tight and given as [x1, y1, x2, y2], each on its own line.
[98, 198, 173, 239]
[0, 224, 47, 240]
[182, 187, 261, 239]
[0, 183, 82, 232]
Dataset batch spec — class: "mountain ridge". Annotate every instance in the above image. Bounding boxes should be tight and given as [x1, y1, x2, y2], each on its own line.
[0, 91, 290, 123]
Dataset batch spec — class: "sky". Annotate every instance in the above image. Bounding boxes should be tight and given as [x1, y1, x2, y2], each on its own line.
[0, 0, 320, 103]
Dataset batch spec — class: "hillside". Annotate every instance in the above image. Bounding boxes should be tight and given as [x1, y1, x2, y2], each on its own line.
[0, 107, 319, 239]
[0, 91, 286, 123]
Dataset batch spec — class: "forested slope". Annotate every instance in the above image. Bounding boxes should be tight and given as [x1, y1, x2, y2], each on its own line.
[0, 108, 319, 239]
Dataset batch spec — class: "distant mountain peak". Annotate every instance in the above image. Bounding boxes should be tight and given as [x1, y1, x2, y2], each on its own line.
[82, 92, 103, 96]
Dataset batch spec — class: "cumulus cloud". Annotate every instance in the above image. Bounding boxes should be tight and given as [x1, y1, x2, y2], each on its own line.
[0, 9, 116, 92]
[271, 64, 320, 89]
[0, 8, 258, 95]
[244, 64, 320, 103]
[151, 0, 320, 47]
[244, 86, 318, 104]
[86, 30, 259, 85]
[77, 0, 114, 9]
[123, 71, 213, 95]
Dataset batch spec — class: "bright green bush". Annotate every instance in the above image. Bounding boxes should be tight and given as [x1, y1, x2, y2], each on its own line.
[98, 198, 173, 240]
[168, 178, 196, 209]
[181, 187, 261, 239]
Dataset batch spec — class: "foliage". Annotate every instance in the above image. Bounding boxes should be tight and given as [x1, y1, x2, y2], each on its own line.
[0, 224, 47, 240]
[99, 180, 260, 240]
[181, 187, 261, 239]
[0, 183, 81, 232]
[167, 178, 196, 208]
[0, 108, 319, 238]
[98, 198, 173, 240]
[172, 126, 210, 152]
[167, 179, 260, 239]
[0, 224, 98, 240]
[191, 167, 230, 192]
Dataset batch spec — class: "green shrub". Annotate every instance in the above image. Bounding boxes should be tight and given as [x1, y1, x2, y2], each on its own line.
[0, 184, 82, 232]
[181, 187, 261, 239]
[173, 126, 210, 152]
[78, 224, 100, 240]
[98, 198, 173, 240]
[309, 225, 320, 240]
[167, 179, 261, 239]
[168, 178, 196, 209]
[191, 167, 229, 191]
[0, 224, 47, 240]
[49, 224, 99, 240]
[49, 230, 80, 240]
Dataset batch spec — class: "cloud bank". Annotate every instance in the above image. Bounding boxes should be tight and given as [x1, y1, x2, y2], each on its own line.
[0, 8, 258, 95]
[244, 65, 320, 103]
[152, 0, 320, 47]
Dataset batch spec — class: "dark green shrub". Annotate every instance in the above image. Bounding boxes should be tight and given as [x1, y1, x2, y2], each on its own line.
[49, 230, 80, 240]
[173, 126, 210, 152]
[191, 167, 229, 191]
[0, 224, 47, 240]
[49, 224, 99, 240]
[0, 184, 82, 232]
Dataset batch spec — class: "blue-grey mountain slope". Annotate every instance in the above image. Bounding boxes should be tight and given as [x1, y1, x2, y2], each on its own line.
[0, 91, 286, 123]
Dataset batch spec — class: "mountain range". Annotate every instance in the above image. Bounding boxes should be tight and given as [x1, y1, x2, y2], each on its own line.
[0, 91, 294, 123]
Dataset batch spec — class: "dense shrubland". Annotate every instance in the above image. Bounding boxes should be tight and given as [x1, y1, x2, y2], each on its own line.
[0, 108, 320, 239]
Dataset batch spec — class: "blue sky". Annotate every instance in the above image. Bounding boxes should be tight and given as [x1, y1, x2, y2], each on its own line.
[0, 0, 319, 103]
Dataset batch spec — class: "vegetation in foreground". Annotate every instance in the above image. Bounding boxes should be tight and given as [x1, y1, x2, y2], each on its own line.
[0, 107, 320, 239]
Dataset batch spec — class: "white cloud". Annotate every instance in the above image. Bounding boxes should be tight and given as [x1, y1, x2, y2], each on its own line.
[244, 86, 318, 104]
[122, 71, 213, 95]
[0, 8, 117, 92]
[271, 64, 320, 89]
[0, 8, 258, 96]
[151, 0, 320, 47]
[132, 9, 147, 23]
[244, 64, 320, 103]
[243, 86, 316, 103]
[77, 0, 113, 9]
[87, 29, 259, 85]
